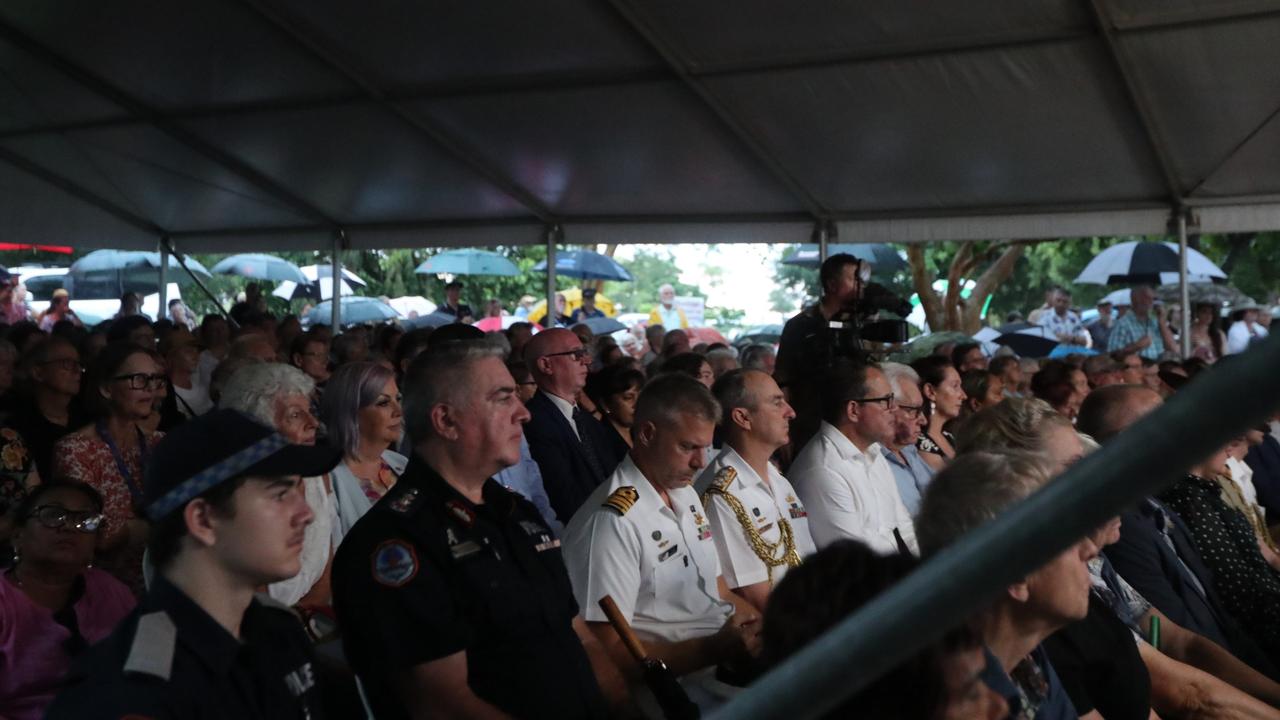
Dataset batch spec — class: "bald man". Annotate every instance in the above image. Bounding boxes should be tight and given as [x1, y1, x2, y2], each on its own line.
[524, 328, 626, 522]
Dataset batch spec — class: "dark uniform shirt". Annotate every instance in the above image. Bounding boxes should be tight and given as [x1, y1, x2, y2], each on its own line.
[775, 304, 831, 451]
[332, 455, 608, 720]
[46, 575, 323, 720]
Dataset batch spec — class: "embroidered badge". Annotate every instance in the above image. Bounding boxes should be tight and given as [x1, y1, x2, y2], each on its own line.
[371, 540, 418, 587]
[450, 540, 482, 560]
[534, 538, 561, 552]
[789, 501, 808, 519]
[389, 487, 420, 514]
[603, 486, 639, 515]
[446, 500, 475, 528]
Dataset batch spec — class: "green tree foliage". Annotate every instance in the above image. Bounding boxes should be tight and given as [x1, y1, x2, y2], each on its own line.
[602, 250, 698, 314]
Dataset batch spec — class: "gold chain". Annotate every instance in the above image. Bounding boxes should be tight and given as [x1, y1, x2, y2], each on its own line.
[702, 483, 802, 584]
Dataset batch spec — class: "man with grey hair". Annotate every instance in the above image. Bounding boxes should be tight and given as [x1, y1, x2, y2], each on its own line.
[564, 373, 761, 708]
[333, 340, 626, 719]
[649, 283, 689, 329]
[696, 369, 815, 612]
[219, 363, 334, 608]
[738, 343, 776, 375]
[879, 362, 934, 517]
[705, 346, 739, 379]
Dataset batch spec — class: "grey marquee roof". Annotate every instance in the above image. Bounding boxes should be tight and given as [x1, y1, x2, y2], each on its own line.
[2, 0, 1280, 253]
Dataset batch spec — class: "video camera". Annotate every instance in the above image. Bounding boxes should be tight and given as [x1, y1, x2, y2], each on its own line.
[826, 270, 911, 364]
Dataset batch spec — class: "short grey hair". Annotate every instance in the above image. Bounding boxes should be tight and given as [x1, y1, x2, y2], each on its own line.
[634, 373, 721, 428]
[916, 451, 1052, 557]
[880, 362, 919, 398]
[321, 361, 396, 456]
[402, 340, 505, 443]
[953, 397, 1072, 456]
[711, 368, 754, 427]
[739, 344, 775, 371]
[220, 363, 315, 427]
[210, 355, 265, 405]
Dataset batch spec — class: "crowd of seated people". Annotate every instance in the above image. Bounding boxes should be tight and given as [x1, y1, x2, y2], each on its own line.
[0, 256, 1278, 719]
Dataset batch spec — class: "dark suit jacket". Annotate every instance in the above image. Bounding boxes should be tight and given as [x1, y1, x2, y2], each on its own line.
[1109, 499, 1279, 679]
[524, 391, 623, 523]
[1246, 435, 1280, 521]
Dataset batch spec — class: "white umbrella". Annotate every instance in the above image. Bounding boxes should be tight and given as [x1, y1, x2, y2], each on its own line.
[1074, 241, 1226, 285]
[299, 264, 368, 287]
[387, 296, 437, 318]
[272, 279, 354, 301]
[1102, 288, 1131, 307]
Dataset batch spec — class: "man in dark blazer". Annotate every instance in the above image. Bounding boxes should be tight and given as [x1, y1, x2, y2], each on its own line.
[1079, 385, 1279, 679]
[524, 328, 625, 522]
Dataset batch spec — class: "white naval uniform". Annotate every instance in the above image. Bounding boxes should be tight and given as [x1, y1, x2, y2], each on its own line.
[563, 455, 732, 644]
[694, 447, 816, 589]
[789, 421, 919, 556]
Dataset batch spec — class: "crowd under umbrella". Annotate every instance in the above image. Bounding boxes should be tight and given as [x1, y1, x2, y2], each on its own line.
[67, 249, 211, 297]
[1073, 241, 1227, 286]
[991, 322, 1060, 358]
[304, 296, 400, 328]
[210, 253, 310, 284]
[533, 250, 633, 281]
[415, 248, 520, 277]
[781, 243, 908, 273]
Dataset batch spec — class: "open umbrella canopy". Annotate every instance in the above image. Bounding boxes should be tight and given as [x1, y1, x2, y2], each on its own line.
[300, 264, 368, 287]
[781, 243, 908, 272]
[386, 296, 437, 318]
[1156, 283, 1255, 312]
[527, 288, 616, 325]
[68, 249, 210, 296]
[579, 316, 626, 335]
[994, 324, 1060, 358]
[474, 315, 536, 332]
[304, 296, 400, 328]
[272, 279, 354, 302]
[533, 250, 632, 281]
[893, 331, 974, 362]
[211, 254, 309, 284]
[402, 311, 462, 330]
[1074, 241, 1227, 286]
[416, 249, 519, 277]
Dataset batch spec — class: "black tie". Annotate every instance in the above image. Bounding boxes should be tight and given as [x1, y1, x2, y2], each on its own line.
[573, 406, 605, 480]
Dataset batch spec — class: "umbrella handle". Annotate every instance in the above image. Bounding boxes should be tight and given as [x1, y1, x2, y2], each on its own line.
[599, 595, 651, 663]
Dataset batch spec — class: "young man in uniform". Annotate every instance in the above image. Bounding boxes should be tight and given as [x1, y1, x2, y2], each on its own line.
[46, 408, 343, 719]
[696, 369, 815, 613]
[332, 340, 625, 720]
[563, 373, 762, 709]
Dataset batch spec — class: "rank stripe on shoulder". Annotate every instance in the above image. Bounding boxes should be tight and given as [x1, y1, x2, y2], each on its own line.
[602, 486, 639, 515]
[711, 466, 736, 492]
[123, 611, 177, 681]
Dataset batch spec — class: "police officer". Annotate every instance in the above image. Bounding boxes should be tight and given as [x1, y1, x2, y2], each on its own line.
[46, 408, 342, 719]
[696, 369, 816, 613]
[332, 340, 624, 720]
[562, 374, 761, 710]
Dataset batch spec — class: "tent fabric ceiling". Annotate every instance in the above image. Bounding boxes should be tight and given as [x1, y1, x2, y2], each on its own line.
[0, 0, 1278, 252]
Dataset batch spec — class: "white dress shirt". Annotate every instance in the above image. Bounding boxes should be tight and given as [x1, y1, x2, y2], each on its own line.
[788, 421, 919, 556]
[563, 455, 732, 643]
[542, 390, 580, 440]
[694, 447, 816, 589]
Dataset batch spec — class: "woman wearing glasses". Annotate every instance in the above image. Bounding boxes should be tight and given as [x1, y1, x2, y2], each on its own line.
[52, 342, 166, 595]
[1, 482, 135, 720]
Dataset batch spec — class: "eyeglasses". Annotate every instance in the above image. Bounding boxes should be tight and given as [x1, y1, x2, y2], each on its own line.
[896, 402, 924, 418]
[28, 505, 103, 533]
[40, 358, 83, 373]
[544, 347, 591, 362]
[113, 373, 167, 390]
[853, 394, 897, 409]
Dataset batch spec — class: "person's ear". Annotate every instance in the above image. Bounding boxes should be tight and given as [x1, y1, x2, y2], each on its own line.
[430, 404, 460, 441]
[1006, 580, 1030, 604]
[922, 383, 939, 402]
[844, 399, 860, 425]
[184, 498, 221, 549]
[730, 406, 752, 432]
[634, 420, 658, 447]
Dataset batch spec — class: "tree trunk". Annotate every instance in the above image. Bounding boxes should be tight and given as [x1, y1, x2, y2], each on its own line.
[907, 239, 1040, 334]
[960, 243, 1026, 334]
[907, 244, 943, 331]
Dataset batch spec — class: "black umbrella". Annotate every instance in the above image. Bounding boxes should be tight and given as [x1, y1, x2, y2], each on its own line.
[993, 325, 1059, 358]
[579, 316, 626, 335]
[781, 243, 907, 273]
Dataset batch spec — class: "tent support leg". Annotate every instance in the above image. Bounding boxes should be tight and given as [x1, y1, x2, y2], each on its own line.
[332, 230, 345, 331]
[1177, 211, 1191, 358]
[157, 241, 169, 323]
[545, 225, 559, 327]
[815, 222, 829, 264]
[161, 237, 234, 327]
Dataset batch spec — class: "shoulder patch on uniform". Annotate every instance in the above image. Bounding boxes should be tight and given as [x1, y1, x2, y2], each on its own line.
[122, 611, 177, 681]
[711, 466, 737, 492]
[371, 539, 419, 587]
[602, 486, 639, 515]
[388, 486, 422, 514]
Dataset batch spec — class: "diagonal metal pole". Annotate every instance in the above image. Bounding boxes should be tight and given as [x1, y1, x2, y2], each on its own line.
[712, 332, 1280, 720]
[160, 237, 235, 327]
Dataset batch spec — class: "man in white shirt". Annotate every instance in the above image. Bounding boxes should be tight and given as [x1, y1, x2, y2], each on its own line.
[1037, 287, 1090, 347]
[789, 362, 918, 555]
[1226, 302, 1269, 355]
[696, 369, 816, 612]
[563, 374, 760, 699]
[648, 283, 689, 329]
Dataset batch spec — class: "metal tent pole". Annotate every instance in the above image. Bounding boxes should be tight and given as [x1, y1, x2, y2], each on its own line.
[157, 241, 169, 323]
[815, 222, 829, 263]
[331, 231, 344, 331]
[710, 332, 1280, 720]
[160, 237, 235, 327]
[1178, 211, 1192, 358]
[545, 225, 559, 327]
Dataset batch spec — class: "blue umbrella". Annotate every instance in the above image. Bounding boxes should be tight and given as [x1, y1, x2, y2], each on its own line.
[211, 253, 309, 284]
[68, 249, 211, 296]
[416, 249, 519, 277]
[781, 243, 907, 272]
[402, 311, 460, 330]
[533, 250, 632, 281]
[305, 296, 400, 328]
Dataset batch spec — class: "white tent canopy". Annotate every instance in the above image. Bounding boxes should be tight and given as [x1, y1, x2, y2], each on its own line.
[0, 0, 1279, 255]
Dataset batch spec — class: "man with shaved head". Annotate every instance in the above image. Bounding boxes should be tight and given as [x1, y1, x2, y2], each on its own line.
[1080, 385, 1279, 679]
[525, 328, 625, 521]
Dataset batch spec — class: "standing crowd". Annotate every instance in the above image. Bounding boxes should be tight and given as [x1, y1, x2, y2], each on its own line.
[0, 256, 1277, 719]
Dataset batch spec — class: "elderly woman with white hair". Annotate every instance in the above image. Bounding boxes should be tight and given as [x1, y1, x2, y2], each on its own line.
[321, 361, 407, 539]
[219, 362, 336, 611]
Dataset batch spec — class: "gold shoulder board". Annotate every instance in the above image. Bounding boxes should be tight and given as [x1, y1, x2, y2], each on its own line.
[711, 466, 737, 492]
[603, 486, 639, 516]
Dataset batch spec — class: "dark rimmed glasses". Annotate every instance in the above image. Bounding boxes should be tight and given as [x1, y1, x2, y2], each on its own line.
[853, 394, 896, 409]
[896, 402, 924, 419]
[28, 505, 104, 533]
[113, 372, 167, 390]
[544, 347, 591, 362]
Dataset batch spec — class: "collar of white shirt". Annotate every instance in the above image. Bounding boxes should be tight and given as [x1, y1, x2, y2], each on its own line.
[542, 390, 580, 439]
[818, 420, 880, 466]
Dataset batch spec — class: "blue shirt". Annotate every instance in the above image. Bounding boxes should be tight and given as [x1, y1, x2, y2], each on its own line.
[495, 434, 563, 535]
[881, 444, 935, 517]
[569, 307, 605, 322]
[1107, 312, 1164, 359]
[980, 645, 1078, 720]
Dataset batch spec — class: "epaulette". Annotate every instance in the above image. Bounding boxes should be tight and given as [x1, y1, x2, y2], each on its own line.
[602, 486, 639, 516]
[711, 466, 737, 492]
[122, 611, 177, 681]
